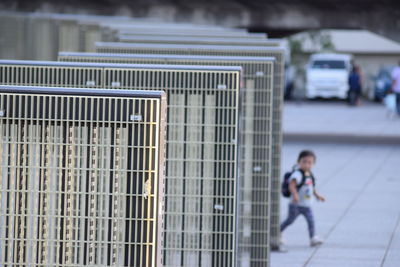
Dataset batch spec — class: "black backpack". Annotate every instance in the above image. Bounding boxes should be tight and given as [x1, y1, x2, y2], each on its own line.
[281, 169, 315, 198]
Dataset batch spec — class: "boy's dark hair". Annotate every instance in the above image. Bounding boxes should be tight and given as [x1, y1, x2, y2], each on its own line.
[297, 150, 316, 162]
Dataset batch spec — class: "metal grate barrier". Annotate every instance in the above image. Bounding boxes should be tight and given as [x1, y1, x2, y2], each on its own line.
[0, 85, 166, 266]
[0, 60, 242, 267]
[58, 52, 276, 267]
[93, 43, 284, 266]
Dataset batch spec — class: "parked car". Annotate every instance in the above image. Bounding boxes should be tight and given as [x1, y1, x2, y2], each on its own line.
[373, 66, 395, 101]
[305, 53, 353, 100]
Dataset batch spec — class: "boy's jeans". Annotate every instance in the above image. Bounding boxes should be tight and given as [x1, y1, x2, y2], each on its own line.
[280, 203, 315, 238]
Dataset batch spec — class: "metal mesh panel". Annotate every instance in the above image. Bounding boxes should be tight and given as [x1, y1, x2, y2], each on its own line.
[0, 61, 241, 267]
[26, 15, 58, 60]
[55, 18, 81, 52]
[0, 13, 28, 60]
[0, 12, 135, 60]
[78, 22, 102, 52]
[0, 86, 166, 266]
[94, 43, 285, 266]
[58, 52, 275, 266]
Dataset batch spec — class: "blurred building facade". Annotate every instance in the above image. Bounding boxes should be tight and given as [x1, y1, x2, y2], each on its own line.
[289, 29, 400, 99]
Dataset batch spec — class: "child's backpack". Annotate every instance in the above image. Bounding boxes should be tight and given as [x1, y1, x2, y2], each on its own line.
[281, 169, 315, 198]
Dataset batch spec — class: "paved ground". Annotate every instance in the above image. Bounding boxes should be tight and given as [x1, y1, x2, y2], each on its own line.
[271, 100, 400, 267]
[283, 100, 400, 141]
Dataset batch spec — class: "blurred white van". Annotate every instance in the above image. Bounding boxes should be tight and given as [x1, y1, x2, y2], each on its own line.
[306, 53, 353, 99]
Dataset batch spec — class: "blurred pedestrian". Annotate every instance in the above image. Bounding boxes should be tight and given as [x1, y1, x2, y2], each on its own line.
[280, 150, 326, 247]
[384, 93, 397, 118]
[348, 65, 362, 106]
[391, 61, 400, 115]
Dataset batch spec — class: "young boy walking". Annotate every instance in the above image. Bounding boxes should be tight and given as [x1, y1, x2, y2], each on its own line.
[280, 150, 326, 247]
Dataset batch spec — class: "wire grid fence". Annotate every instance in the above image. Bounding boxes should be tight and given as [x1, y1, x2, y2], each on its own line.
[58, 52, 276, 266]
[92, 43, 284, 266]
[0, 86, 166, 266]
[0, 61, 242, 267]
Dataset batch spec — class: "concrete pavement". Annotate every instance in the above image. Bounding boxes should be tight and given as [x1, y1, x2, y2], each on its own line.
[271, 101, 400, 267]
[283, 101, 400, 143]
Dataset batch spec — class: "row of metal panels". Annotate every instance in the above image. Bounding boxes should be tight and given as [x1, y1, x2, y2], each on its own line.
[0, 60, 242, 267]
[92, 42, 285, 265]
[0, 85, 166, 266]
[0, 13, 100, 60]
[0, 12, 284, 266]
[57, 52, 276, 266]
[0, 11, 264, 61]
[101, 21, 259, 35]
[103, 22, 271, 49]
[101, 20, 264, 51]
[0, 12, 145, 59]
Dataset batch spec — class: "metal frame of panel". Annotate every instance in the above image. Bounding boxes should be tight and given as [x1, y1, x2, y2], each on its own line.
[57, 51, 275, 266]
[94, 42, 285, 266]
[0, 60, 242, 267]
[116, 35, 281, 47]
[101, 21, 248, 32]
[0, 85, 166, 266]
[117, 30, 267, 39]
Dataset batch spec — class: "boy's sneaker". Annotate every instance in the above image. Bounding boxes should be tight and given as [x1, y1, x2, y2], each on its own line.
[271, 237, 288, 252]
[310, 236, 323, 247]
